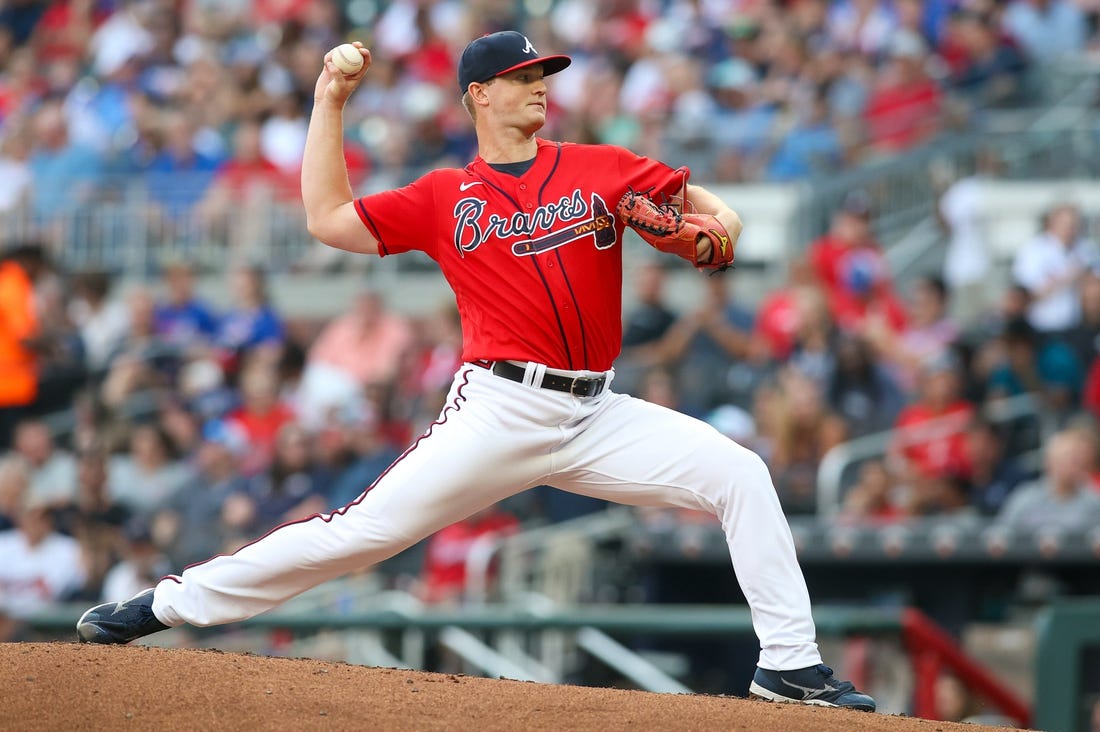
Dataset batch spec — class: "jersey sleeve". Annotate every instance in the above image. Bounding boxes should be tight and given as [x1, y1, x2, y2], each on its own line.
[353, 173, 439, 259]
[613, 146, 689, 204]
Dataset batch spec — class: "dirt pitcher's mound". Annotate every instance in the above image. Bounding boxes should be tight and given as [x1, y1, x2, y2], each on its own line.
[2, 643, 1022, 731]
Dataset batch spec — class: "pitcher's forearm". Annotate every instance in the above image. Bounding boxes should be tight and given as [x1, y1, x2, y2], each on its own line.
[302, 97, 354, 231]
[685, 184, 742, 264]
[301, 97, 378, 253]
[686, 184, 743, 241]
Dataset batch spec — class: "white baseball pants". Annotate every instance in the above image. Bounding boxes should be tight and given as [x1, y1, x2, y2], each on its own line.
[153, 363, 822, 671]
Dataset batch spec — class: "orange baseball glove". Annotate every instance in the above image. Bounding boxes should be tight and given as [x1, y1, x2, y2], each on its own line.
[616, 189, 735, 270]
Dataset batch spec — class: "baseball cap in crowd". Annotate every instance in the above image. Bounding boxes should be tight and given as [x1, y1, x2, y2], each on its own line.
[840, 189, 874, 219]
[458, 31, 571, 93]
[201, 418, 248, 455]
[842, 254, 879, 296]
[708, 58, 757, 91]
[890, 29, 928, 60]
[123, 516, 155, 545]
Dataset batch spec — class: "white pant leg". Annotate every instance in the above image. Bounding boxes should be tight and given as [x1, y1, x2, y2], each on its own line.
[552, 391, 821, 671]
[154, 367, 555, 627]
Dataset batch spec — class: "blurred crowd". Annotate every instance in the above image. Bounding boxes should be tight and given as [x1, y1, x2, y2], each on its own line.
[0, 248, 486, 636]
[2, 0, 1100, 256]
[2, 179, 1100, 631]
[621, 189, 1100, 528]
[4, 0, 1100, 632]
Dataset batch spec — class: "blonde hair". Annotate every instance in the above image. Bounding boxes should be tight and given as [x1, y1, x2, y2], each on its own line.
[461, 78, 494, 122]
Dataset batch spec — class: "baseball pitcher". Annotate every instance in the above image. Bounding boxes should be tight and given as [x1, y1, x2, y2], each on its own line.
[78, 31, 875, 712]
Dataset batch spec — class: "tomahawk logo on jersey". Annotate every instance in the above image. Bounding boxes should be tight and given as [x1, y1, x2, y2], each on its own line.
[353, 139, 686, 371]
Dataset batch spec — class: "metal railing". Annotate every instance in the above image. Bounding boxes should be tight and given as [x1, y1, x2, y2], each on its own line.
[5, 134, 1098, 284]
[28, 599, 903, 690]
[815, 392, 1048, 519]
[464, 506, 637, 605]
[4, 60, 1099, 282]
[2, 177, 316, 275]
[792, 61, 1100, 288]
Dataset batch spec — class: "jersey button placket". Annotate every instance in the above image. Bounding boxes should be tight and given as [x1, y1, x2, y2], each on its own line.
[523, 195, 541, 263]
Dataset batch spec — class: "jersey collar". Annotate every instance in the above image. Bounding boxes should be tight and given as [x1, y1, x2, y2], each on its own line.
[469, 138, 556, 180]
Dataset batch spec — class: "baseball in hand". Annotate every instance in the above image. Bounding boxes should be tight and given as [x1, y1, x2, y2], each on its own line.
[332, 44, 364, 75]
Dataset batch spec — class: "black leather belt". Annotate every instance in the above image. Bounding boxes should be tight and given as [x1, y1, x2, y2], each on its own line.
[486, 360, 608, 397]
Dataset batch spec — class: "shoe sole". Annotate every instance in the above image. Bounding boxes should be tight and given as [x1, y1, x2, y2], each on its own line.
[748, 682, 874, 712]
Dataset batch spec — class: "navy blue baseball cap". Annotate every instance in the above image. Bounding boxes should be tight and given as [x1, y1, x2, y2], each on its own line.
[458, 31, 571, 93]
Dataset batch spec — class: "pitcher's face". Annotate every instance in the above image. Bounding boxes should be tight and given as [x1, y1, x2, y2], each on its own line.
[486, 64, 547, 134]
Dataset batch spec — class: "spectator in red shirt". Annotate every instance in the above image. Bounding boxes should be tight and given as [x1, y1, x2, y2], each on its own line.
[840, 458, 906, 524]
[223, 361, 296, 475]
[196, 120, 298, 256]
[31, 0, 109, 66]
[418, 506, 520, 605]
[828, 253, 909, 336]
[889, 351, 975, 495]
[863, 30, 942, 153]
[203, 121, 290, 203]
[811, 193, 906, 336]
[754, 259, 822, 362]
[251, 0, 314, 27]
[396, 302, 464, 430]
[809, 190, 893, 299]
[404, 9, 455, 87]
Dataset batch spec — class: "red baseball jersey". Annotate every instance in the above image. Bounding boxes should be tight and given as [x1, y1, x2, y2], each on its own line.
[355, 138, 686, 371]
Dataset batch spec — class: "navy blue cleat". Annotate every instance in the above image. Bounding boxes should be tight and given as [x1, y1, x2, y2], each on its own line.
[749, 664, 876, 711]
[76, 588, 170, 644]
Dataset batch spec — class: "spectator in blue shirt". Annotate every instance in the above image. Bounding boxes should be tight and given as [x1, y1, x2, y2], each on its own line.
[707, 58, 778, 181]
[144, 109, 223, 219]
[948, 10, 1028, 107]
[26, 99, 105, 221]
[153, 261, 219, 352]
[766, 87, 844, 181]
[241, 422, 328, 532]
[216, 265, 284, 358]
[1003, 0, 1087, 64]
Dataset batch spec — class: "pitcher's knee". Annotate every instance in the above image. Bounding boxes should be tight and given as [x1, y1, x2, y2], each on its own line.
[741, 449, 777, 490]
[711, 443, 779, 506]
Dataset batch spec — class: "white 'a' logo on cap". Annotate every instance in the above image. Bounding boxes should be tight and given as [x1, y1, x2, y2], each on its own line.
[522, 36, 537, 55]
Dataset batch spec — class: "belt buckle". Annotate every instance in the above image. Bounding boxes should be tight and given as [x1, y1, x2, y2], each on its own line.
[570, 376, 600, 398]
